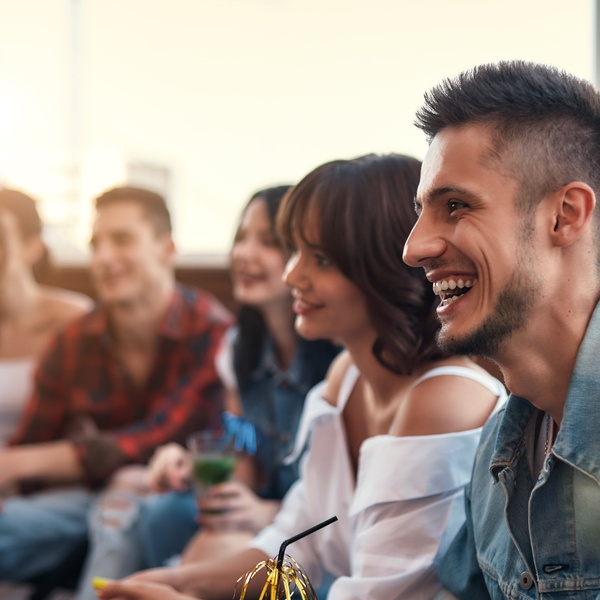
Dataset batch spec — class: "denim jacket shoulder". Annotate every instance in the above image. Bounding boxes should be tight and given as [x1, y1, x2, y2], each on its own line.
[439, 302, 600, 599]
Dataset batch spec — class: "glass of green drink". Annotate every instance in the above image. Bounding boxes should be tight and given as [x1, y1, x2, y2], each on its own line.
[187, 429, 236, 524]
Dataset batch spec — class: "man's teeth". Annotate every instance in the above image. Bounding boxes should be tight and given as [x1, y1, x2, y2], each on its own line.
[432, 278, 474, 296]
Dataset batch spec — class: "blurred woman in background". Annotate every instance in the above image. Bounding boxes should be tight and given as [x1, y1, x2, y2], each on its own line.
[0, 188, 92, 446]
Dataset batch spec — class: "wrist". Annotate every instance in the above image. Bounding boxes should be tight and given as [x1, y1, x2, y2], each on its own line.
[176, 564, 207, 596]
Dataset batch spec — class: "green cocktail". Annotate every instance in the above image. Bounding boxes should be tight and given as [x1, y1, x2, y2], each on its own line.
[187, 430, 237, 523]
[193, 453, 236, 487]
[192, 453, 236, 516]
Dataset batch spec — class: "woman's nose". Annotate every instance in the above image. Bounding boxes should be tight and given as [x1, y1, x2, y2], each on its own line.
[231, 238, 254, 261]
[283, 252, 303, 288]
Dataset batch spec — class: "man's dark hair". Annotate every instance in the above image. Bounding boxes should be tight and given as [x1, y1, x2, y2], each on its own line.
[415, 61, 600, 217]
[94, 186, 172, 235]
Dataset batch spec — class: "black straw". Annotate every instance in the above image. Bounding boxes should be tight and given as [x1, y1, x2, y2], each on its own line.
[276, 516, 338, 571]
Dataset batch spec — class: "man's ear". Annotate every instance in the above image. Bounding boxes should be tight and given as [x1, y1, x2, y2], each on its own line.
[550, 182, 596, 248]
[161, 234, 177, 266]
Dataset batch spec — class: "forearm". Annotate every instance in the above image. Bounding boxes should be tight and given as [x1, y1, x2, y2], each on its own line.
[157, 548, 270, 600]
[0, 441, 83, 486]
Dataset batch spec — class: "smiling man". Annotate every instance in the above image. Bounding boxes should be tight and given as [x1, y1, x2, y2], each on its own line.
[0, 186, 232, 594]
[403, 62, 600, 599]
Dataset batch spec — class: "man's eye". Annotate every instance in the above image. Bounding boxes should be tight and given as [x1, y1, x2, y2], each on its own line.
[448, 200, 465, 213]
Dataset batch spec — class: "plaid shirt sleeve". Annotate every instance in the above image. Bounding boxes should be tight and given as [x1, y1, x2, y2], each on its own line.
[9, 325, 79, 446]
[72, 289, 233, 486]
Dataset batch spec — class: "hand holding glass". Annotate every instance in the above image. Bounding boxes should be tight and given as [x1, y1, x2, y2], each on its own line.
[187, 430, 237, 527]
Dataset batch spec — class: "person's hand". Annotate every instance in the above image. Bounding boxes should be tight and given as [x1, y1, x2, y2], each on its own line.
[147, 443, 192, 492]
[95, 567, 182, 595]
[198, 480, 280, 533]
[93, 577, 198, 600]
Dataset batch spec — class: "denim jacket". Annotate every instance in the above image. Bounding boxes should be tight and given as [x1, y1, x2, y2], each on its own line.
[238, 333, 339, 500]
[438, 302, 600, 599]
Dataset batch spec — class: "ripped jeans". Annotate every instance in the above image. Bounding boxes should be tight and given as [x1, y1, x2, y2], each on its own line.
[76, 485, 198, 600]
[77, 487, 145, 600]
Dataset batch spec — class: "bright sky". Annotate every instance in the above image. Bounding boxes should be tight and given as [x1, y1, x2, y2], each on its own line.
[0, 0, 594, 257]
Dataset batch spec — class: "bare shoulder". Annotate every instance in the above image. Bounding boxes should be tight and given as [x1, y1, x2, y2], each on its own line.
[396, 356, 502, 436]
[321, 349, 354, 407]
[39, 286, 94, 328]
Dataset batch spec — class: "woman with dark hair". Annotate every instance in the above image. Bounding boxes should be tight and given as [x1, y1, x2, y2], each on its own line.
[94, 155, 506, 600]
[0, 188, 92, 445]
[222, 185, 340, 505]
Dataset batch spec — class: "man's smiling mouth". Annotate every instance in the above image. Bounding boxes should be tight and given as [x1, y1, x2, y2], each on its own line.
[432, 277, 475, 304]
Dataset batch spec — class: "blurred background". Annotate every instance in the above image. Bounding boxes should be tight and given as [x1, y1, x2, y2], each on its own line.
[0, 0, 595, 262]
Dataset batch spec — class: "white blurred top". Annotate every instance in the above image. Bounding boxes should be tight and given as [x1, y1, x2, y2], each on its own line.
[0, 357, 36, 446]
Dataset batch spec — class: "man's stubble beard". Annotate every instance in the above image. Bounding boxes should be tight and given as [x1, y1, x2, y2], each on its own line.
[436, 236, 542, 359]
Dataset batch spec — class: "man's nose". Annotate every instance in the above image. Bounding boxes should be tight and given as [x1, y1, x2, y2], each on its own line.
[91, 240, 115, 264]
[403, 213, 446, 268]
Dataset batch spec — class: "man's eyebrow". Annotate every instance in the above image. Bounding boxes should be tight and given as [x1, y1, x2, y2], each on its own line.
[420, 185, 476, 205]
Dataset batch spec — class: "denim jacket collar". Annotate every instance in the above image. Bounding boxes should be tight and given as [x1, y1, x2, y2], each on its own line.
[553, 302, 600, 484]
[490, 301, 600, 484]
[249, 335, 303, 391]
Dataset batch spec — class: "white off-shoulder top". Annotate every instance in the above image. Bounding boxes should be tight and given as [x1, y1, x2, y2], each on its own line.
[252, 364, 507, 599]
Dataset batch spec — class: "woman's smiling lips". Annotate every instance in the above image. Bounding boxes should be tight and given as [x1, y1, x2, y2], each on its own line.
[292, 297, 324, 316]
[234, 271, 266, 286]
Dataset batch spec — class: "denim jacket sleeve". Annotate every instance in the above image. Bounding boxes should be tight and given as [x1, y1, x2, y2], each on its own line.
[437, 479, 492, 599]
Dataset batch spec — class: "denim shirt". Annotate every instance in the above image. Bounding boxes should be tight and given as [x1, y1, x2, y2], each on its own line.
[237, 333, 339, 500]
[439, 302, 600, 599]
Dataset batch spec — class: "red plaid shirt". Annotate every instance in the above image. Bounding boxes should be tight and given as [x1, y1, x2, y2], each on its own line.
[10, 285, 233, 487]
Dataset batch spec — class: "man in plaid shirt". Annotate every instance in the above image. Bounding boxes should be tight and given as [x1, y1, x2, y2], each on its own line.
[0, 186, 232, 588]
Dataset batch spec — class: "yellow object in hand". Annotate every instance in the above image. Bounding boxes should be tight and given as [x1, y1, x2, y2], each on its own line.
[92, 577, 107, 590]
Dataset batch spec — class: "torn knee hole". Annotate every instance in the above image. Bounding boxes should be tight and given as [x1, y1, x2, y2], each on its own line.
[97, 493, 139, 528]
[101, 517, 125, 528]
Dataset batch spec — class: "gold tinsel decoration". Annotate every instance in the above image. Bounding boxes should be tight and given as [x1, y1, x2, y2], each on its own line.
[235, 516, 337, 600]
[236, 554, 316, 599]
